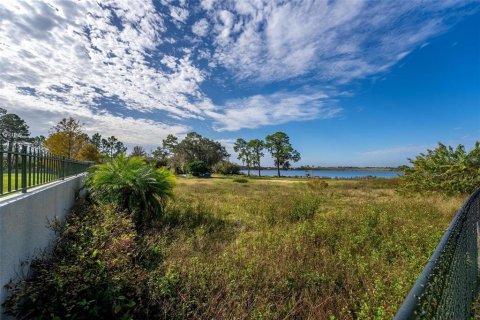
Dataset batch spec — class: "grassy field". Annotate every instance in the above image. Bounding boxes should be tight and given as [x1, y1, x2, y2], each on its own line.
[145, 176, 462, 319]
[4, 176, 464, 319]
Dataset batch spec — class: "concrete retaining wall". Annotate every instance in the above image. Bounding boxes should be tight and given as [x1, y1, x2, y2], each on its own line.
[0, 174, 85, 318]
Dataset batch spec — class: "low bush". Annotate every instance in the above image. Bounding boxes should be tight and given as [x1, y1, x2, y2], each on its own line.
[400, 142, 480, 195]
[85, 154, 175, 229]
[185, 161, 209, 177]
[306, 179, 328, 190]
[232, 177, 248, 183]
[2, 202, 147, 319]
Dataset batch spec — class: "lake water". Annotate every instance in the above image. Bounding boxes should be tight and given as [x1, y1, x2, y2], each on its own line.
[240, 169, 401, 179]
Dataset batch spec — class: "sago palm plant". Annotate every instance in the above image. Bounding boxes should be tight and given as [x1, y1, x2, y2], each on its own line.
[85, 154, 175, 228]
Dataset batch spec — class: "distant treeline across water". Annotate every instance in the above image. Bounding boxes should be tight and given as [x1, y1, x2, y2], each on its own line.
[240, 169, 402, 179]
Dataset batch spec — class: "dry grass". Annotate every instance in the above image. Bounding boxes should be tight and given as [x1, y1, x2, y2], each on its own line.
[142, 177, 463, 319]
[5, 176, 464, 319]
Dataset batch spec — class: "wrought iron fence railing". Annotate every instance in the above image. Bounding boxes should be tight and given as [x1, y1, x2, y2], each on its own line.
[395, 188, 480, 319]
[0, 145, 91, 196]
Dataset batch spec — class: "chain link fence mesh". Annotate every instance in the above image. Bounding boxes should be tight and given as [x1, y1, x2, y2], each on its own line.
[395, 189, 480, 319]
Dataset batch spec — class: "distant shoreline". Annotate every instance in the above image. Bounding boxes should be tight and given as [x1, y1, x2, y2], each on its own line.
[240, 167, 402, 172]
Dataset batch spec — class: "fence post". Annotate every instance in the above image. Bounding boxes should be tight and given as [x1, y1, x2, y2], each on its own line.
[61, 157, 65, 180]
[21, 145, 27, 193]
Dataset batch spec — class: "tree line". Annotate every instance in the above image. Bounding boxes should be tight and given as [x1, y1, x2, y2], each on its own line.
[148, 131, 301, 177]
[1, 108, 302, 177]
[0, 109, 126, 163]
[234, 132, 301, 177]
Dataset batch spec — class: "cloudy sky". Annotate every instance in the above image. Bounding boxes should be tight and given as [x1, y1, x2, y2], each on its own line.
[0, 0, 479, 166]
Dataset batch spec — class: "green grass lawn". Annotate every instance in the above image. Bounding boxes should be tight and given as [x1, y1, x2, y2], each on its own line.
[3, 176, 464, 319]
[1, 172, 60, 194]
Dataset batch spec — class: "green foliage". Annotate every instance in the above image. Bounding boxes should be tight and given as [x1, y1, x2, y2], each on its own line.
[212, 160, 241, 175]
[172, 132, 229, 170]
[90, 132, 102, 149]
[265, 132, 301, 177]
[0, 110, 30, 148]
[151, 146, 170, 167]
[232, 177, 248, 183]
[234, 138, 253, 174]
[185, 160, 209, 177]
[400, 142, 480, 194]
[85, 154, 175, 228]
[130, 145, 147, 157]
[2, 203, 144, 319]
[248, 139, 265, 176]
[100, 135, 127, 159]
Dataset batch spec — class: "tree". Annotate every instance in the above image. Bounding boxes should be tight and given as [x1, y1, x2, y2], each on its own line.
[90, 133, 102, 149]
[173, 132, 229, 170]
[130, 146, 147, 157]
[0, 113, 30, 149]
[85, 154, 175, 229]
[156, 134, 180, 171]
[212, 160, 241, 175]
[248, 139, 264, 176]
[162, 134, 178, 156]
[400, 142, 480, 194]
[265, 132, 301, 177]
[101, 136, 127, 158]
[234, 138, 252, 176]
[29, 135, 46, 149]
[151, 146, 169, 167]
[44, 117, 87, 158]
[76, 143, 102, 163]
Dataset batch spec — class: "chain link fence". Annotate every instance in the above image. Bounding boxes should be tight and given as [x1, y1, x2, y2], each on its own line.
[395, 188, 480, 319]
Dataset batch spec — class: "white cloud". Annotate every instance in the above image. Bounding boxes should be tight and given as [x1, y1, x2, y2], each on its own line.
[0, 0, 476, 140]
[0, 0, 208, 121]
[201, 0, 216, 11]
[192, 18, 209, 36]
[204, 0, 476, 83]
[205, 88, 341, 131]
[170, 5, 189, 23]
[0, 92, 190, 148]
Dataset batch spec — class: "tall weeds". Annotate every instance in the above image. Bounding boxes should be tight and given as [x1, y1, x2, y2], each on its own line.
[3, 178, 462, 319]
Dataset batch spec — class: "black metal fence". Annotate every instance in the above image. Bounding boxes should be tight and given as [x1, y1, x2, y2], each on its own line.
[0, 145, 91, 196]
[394, 188, 480, 319]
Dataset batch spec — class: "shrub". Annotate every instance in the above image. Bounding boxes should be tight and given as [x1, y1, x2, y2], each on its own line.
[233, 177, 248, 183]
[185, 161, 209, 177]
[85, 154, 175, 228]
[2, 203, 146, 319]
[400, 142, 480, 194]
[306, 179, 328, 190]
[212, 160, 241, 175]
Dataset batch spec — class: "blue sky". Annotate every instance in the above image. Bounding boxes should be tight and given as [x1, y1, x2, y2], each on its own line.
[0, 0, 479, 166]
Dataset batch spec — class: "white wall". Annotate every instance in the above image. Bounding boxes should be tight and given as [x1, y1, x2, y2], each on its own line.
[0, 175, 85, 319]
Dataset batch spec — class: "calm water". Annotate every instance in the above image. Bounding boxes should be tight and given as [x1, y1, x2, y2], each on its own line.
[240, 169, 401, 179]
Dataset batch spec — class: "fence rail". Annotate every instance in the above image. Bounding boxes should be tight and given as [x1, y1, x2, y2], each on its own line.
[395, 188, 480, 319]
[0, 145, 91, 196]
